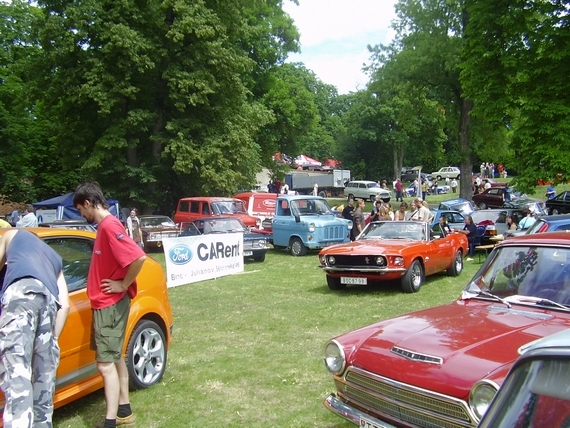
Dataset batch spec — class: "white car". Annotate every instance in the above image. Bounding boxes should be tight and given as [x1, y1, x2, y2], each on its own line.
[431, 166, 461, 180]
[344, 180, 391, 202]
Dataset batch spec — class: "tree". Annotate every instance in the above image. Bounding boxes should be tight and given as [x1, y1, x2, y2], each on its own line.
[28, 0, 298, 212]
[462, 0, 570, 191]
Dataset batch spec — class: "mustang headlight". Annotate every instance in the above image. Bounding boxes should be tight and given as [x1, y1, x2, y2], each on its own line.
[308, 222, 316, 232]
[375, 256, 386, 266]
[323, 340, 345, 375]
[470, 380, 499, 421]
[327, 256, 336, 265]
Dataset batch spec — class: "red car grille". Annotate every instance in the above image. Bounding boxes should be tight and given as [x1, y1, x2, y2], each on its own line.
[328, 255, 387, 266]
[338, 367, 476, 428]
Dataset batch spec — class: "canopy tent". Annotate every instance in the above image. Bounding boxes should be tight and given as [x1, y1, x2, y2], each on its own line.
[294, 154, 322, 167]
[33, 192, 120, 221]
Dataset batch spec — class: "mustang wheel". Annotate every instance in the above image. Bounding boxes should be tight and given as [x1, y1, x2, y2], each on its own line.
[327, 275, 346, 290]
[447, 251, 463, 276]
[289, 237, 307, 256]
[401, 259, 424, 293]
[126, 319, 167, 389]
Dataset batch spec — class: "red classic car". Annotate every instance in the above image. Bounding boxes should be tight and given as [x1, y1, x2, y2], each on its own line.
[318, 220, 468, 293]
[323, 232, 570, 428]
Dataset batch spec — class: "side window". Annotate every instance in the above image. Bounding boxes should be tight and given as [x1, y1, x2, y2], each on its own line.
[201, 203, 210, 215]
[278, 201, 290, 216]
[178, 201, 189, 213]
[45, 238, 93, 293]
[190, 202, 200, 214]
[359, 183, 366, 189]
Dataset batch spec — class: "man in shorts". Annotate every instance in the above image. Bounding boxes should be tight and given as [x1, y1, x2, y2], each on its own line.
[74, 183, 146, 428]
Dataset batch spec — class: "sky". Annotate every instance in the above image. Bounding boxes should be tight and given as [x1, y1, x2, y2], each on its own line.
[282, 0, 398, 94]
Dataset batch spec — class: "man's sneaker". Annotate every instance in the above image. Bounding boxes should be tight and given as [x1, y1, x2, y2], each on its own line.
[117, 414, 136, 426]
[466, 257, 474, 261]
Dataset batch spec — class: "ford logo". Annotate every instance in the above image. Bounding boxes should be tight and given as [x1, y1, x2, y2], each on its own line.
[168, 244, 193, 265]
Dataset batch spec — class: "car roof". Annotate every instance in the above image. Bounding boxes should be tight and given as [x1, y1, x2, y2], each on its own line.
[0, 227, 95, 239]
[348, 180, 376, 184]
[192, 216, 244, 223]
[441, 198, 470, 204]
[178, 197, 242, 202]
[539, 213, 570, 223]
[497, 231, 570, 247]
[139, 215, 173, 219]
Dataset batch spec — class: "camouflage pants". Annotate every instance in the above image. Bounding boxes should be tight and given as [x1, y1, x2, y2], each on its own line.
[0, 279, 59, 428]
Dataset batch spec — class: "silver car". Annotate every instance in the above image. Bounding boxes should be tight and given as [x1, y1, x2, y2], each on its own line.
[344, 180, 391, 202]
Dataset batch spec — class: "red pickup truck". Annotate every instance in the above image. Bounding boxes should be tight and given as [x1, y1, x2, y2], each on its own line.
[173, 197, 260, 228]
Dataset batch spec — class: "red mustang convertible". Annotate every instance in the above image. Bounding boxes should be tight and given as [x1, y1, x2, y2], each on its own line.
[318, 220, 468, 293]
[323, 232, 570, 428]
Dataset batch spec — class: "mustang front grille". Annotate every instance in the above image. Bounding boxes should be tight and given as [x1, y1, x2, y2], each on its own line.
[339, 367, 476, 428]
[328, 255, 387, 266]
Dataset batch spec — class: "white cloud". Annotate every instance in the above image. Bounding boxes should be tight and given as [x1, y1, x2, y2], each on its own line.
[282, 0, 397, 94]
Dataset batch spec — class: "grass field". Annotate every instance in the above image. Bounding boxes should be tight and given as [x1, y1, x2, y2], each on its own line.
[53, 247, 482, 427]
[51, 180, 568, 427]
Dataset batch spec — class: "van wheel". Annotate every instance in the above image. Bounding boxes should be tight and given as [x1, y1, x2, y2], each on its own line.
[290, 237, 307, 256]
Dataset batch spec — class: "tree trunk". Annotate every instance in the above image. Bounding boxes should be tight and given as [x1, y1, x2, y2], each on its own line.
[458, 97, 473, 199]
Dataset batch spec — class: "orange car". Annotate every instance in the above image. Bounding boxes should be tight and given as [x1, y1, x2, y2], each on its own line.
[319, 220, 468, 293]
[0, 228, 174, 422]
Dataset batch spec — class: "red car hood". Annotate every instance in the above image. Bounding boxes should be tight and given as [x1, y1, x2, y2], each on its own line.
[323, 239, 423, 255]
[345, 299, 570, 399]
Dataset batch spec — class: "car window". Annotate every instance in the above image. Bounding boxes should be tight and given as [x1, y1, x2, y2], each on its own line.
[451, 213, 465, 223]
[359, 183, 366, 189]
[178, 201, 189, 213]
[45, 237, 93, 293]
[201, 203, 210, 215]
[555, 224, 570, 231]
[189, 201, 199, 214]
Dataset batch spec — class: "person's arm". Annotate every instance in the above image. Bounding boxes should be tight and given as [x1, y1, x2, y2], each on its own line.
[101, 255, 146, 294]
[54, 270, 70, 338]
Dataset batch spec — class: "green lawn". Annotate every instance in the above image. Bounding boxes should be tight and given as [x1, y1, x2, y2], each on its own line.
[54, 249, 482, 427]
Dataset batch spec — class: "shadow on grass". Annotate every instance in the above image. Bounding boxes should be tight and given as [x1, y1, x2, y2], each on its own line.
[308, 271, 458, 297]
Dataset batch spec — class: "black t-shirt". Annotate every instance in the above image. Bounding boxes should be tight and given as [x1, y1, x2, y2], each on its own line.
[342, 205, 354, 220]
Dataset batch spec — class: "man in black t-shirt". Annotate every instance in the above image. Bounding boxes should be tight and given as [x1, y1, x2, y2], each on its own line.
[342, 197, 355, 240]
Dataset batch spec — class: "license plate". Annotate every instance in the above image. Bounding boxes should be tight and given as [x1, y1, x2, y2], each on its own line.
[341, 277, 367, 285]
[244, 251, 253, 256]
[359, 416, 386, 428]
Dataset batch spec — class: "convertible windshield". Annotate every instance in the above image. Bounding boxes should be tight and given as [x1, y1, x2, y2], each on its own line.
[290, 199, 332, 215]
[211, 201, 247, 215]
[464, 245, 570, 306]
[360, 221, 425, 241]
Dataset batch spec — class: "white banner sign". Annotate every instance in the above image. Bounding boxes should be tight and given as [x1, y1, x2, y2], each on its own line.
[162, 233, 244, 288]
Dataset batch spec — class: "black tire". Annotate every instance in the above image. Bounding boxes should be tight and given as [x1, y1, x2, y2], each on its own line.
[446, 251, 463, 276]
[401, 259, 424, 293]
[253, 253, 266, 262]
[437, 175, 442, 181]
[381, 198, 390, 203]
[347, 193, 355, 200]
[553, 208, 560, 215]
[478, 202, 487, 210]
[289, 237, 307, 256]
[126, 319, 168, 389]
[370, 195, 376, 202]
[318, 190, 327, 198]
[456, 175, 460, 180]
[327, 275, 346, 290]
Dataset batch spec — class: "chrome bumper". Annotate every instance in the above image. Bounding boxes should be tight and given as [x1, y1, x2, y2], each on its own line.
[324, 394, 397, 428]
[320, 266, 407, 274]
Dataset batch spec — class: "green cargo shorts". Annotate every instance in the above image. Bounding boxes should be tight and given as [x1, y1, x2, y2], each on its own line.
[90, 294, 130, 363]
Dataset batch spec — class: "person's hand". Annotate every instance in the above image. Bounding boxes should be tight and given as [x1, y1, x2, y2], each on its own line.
[100, 279, 125, 294]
